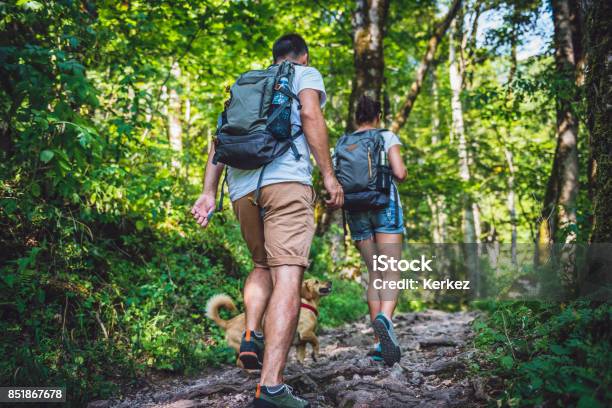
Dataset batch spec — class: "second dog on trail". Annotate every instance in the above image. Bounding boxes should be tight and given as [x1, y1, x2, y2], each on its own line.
[206, 278, 332, 364]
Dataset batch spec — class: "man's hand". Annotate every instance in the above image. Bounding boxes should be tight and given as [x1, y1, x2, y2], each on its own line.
[193, 143, 224, 229]
[191, 193, 216, 228]
[323, 173, 344, 209]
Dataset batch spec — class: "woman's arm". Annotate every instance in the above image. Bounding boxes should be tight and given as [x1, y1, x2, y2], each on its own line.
[388, 144, 407, 182]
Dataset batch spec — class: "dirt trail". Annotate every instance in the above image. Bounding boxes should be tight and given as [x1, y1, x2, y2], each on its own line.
[90, 310, 487, 408]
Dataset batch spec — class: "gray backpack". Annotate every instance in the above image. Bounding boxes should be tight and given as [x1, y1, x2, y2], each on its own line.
[213, 61, 302, 209]
[334, 129, 396, 213]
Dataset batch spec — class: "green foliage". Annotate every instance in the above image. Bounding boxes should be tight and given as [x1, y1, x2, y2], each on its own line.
[0, 209, 252, 402]
[317, 279, 369, 328]
[0, 0, 605, 406]
[0, 4, 360, 403]
[473, 301, 612, 407]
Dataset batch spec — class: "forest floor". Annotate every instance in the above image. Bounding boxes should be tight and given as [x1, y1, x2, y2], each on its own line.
[89, 310, 489, 408]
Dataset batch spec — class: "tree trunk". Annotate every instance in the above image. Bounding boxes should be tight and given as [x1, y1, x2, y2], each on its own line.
[317, 0, 390, 239]
[584, 0, 612, 243]
[449, 10, 479, 295]
[428, 67, 448, 243]
[504, 148, 518, 264]
[538, 0, 582, 245]
[506, 19, 519, 265]
[431, 66, 441, 145]
[449, 16, 475, 244]
[347, 0, 389, 132]
[536, 0, 583, 291]
[168, 61, 183, 169]
[390, 0, 462, 133]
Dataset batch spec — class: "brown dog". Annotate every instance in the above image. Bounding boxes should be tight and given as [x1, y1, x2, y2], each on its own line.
[206, 278, 332, 364]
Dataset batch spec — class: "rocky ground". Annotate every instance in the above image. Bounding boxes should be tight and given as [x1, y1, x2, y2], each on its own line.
[89, 310, 489, 408]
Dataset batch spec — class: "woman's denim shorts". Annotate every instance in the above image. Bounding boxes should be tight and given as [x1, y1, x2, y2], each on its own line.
[346, 199, 405, 241]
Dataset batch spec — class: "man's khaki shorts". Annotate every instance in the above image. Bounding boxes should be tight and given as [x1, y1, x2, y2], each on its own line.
[232, 182, 316, 268]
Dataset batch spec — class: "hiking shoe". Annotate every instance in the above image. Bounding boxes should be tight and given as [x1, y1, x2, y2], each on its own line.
[239, 330, 264, 370]
[254, 384, 310, 408]
[367, 343, 384, 362]
[372, 313, 401, 366]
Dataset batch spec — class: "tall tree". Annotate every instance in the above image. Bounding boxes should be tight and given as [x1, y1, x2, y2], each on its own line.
[504, 5, 521, 265]
[505, 147, 518, 264]
[427, 65, 448, 244]
[449, 7, 480, 295]
[583, 0, 612, 243]
[537, 0, 583, 249]
[390, 0, 462, 133]
[167, 62, 183, 169]
[535, 0, 583, 293]
[318, 0, 390, 239]
[449, 13, 476, 245]
[346, 0, 390, 131]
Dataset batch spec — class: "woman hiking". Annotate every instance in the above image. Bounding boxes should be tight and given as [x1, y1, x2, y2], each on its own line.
[337, 95, 407, 366]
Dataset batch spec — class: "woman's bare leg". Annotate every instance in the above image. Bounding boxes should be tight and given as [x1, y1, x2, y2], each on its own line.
[355, 237, 382, 323]
[374, 232, 403, 319]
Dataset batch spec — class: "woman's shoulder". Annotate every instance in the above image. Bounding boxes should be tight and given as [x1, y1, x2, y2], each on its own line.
[377, 129, 402, 147]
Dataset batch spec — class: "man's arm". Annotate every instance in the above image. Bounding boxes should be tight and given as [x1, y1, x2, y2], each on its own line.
[299, 88, 343, 208]
[191, 143, 225, 228]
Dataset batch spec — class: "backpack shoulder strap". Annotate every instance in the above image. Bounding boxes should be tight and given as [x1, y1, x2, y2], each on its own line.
[276, 61, 302, 107]
[342, 208, 348, 247]
[373, 128, 388, 150]
[393, 183, 401, 228]
[374, 128, 389, 139]
[336, 132, 349, 144]
[216, 166, 229, 212]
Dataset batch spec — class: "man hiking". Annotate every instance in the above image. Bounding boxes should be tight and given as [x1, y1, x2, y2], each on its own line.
[192, 34, 343, 407]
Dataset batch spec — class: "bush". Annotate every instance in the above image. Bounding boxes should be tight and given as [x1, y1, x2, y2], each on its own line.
[317, 279, 369, 328]
[472, 300, 612, 407]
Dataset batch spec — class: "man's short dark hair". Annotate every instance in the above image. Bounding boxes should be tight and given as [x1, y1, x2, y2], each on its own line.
[272, 34, 309, 62]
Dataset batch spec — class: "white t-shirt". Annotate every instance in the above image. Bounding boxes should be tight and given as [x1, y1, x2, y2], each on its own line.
[380, 130, 401, 153]
[378, 130, 402, 204]
[227, 65, 327, 201]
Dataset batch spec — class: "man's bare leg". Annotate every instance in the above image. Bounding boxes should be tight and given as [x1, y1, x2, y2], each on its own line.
[260, 264, 303, 386]
[244, 266, 272, 332]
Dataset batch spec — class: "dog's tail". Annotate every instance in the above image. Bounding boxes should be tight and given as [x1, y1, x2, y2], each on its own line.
[205, 294, 237, 329]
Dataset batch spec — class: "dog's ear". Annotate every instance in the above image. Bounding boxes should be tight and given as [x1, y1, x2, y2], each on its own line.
[301, 279, 314, 300]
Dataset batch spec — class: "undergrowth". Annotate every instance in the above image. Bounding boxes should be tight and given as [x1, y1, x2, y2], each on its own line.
[472, 300, 611, 407]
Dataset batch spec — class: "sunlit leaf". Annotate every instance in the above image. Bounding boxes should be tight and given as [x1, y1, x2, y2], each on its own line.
[40, 150, 54, 163]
